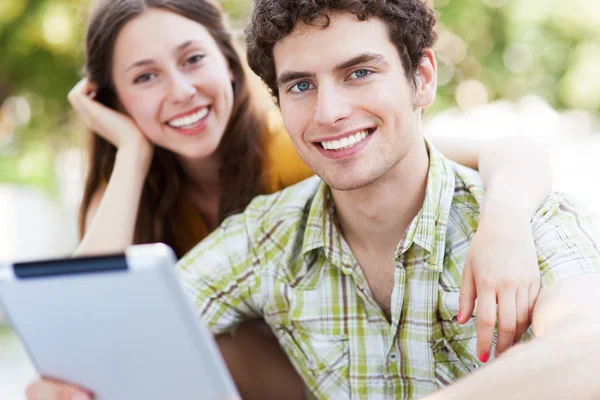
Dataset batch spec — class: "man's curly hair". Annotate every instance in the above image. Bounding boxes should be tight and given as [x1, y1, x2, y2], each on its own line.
[245, 0, 438, 100]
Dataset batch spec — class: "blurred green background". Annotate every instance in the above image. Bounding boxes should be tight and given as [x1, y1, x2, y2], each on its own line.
[1, 0, 599, 193]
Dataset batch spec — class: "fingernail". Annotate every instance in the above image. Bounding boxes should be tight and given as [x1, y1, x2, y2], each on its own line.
[479, 353, 489, 363]
[457, 310, 463, 322]
[88, 91, 97, 98]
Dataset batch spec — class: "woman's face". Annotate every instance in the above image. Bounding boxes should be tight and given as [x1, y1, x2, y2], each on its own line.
[111, 8, 234, 161]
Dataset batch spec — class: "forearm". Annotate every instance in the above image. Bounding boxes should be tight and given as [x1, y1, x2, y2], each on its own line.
[429, 136, 481, 170]
[432, 136, 552, 218]
[479, 137, 552, 218]
[74, 149, 149, 256]
[425, 318, 600, 400]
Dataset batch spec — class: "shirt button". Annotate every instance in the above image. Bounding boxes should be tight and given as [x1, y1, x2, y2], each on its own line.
[388, 352, 399, 363]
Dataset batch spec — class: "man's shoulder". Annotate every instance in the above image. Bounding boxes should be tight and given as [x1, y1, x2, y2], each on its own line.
[243, 174, 322, 223]
[532, 191, 600, 232]
[530, 191, 600, 287]
[445, 159, 486, 214]
[179, 175, 321, 265]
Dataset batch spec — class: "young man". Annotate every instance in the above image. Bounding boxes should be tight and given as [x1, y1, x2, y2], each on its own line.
[178, 1, 600, 399]
[25, 1, 600, 400]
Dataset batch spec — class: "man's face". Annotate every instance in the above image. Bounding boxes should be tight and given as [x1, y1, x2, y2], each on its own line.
[273, 12, 436, 191]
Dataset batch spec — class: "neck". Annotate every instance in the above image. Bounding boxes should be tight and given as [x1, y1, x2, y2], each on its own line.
[332, 138, 429, 253]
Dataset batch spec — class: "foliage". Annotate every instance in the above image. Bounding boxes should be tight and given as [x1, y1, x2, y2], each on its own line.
[0, 0, 598, 189]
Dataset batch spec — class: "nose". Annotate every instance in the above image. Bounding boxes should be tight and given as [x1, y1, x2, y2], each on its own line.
[168, 72, 196, 104]
[313, 82, 352, 127]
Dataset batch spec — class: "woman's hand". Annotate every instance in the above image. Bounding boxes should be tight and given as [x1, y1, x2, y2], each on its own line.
[458, 209, 541, 363]
[25, 378, 92, 400]
[67, 78, 153, 166]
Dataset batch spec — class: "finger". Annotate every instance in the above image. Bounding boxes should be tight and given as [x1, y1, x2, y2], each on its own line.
[68, 78, 97, 99]
[68, 85, 96, 123]
[68, 79, 90, 104]
[475, 289, 496, 363]
[495, 291, 517, 356]
[458, 261, 476, 324]
[84, 80, 98, 98]
[67, 86, 122, 145]
[514, 287, 530, 344]
[25, 378, 92, 400]
[68, 80, 101, 120]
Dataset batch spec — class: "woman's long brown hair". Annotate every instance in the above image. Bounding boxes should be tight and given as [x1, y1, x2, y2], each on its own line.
[79, 0, 269, 257]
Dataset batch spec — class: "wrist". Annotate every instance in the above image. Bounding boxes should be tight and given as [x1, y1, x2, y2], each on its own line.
[480, 192, 536, 227]
[482, 174, 542, 218]
[115, 145, 153, 181]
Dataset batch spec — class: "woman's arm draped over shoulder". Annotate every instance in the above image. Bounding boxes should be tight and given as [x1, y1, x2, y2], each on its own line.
[430, 136, 552, 214]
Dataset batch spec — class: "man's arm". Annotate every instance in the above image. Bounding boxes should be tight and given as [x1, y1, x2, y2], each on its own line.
[427, 193, 600, 399]
[426, 273, 600, 400]
[177, 213, 306, 400]
[24, 210, 307, 400]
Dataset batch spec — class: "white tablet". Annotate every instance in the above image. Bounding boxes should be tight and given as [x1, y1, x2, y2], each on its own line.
[0, 243, 239, 400]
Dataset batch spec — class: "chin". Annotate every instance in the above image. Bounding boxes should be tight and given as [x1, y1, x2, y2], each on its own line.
[322, 173, 380, 192]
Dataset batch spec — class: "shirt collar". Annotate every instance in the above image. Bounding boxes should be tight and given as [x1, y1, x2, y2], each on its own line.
[301, 181, 349, 268]
[397, 139, 456, 271]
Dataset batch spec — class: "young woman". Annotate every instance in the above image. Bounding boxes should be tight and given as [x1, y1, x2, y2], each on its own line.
[25, 0, 552, 399]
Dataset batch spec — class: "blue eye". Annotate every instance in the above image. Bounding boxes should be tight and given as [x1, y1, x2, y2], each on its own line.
[291, 81, 312, 93]
[350, 69, 370, 79]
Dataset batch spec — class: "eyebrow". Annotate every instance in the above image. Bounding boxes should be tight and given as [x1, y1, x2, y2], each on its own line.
[276, 52, 387, 88]
[335, 53, 387, 71]
[124, 40, 201, 73]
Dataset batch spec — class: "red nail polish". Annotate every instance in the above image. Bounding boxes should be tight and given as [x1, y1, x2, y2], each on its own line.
[479, 353, 489, 363]
[457, 310, 463, 322]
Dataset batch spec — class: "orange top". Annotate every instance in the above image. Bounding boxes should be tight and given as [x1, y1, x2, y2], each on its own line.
[172, 121, 313, 255]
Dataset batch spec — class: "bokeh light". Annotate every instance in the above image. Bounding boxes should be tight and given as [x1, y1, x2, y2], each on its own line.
[1, 97, 32, 127]
[41, 4, 74, 50]
[560, 42, 600, 110]
[456, 79, 490, 110]
[503, 43, 534, 75]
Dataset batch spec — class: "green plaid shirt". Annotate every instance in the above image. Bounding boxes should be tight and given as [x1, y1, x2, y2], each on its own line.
[178, 141, 600, 399]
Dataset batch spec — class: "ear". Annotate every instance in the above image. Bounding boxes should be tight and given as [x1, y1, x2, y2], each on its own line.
[414, 48, 437, 109]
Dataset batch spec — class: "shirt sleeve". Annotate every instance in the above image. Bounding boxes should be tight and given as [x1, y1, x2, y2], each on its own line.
[176, 213, 263, 335]
[532, 193, 600, 288]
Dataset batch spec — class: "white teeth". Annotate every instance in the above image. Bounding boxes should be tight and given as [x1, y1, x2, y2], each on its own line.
[320, 130, 371, 151]
[167, 107, 209, 128]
